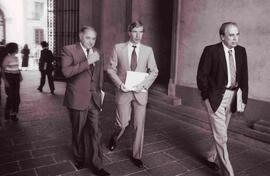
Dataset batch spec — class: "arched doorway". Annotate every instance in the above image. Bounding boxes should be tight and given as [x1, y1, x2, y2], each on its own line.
[0, 9, 5, 43]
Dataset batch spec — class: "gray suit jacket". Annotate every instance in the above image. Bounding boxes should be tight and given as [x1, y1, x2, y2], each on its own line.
[61, 43, 103, 110]
[107, 42, 158, 105]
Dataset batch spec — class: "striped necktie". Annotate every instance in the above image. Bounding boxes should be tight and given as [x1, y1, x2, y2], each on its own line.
[228, 50, 236, 86]
[130, 45, 137, 71]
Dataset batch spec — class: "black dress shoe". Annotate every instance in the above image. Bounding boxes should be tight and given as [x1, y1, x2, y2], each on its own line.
[108, 136, 117, 151]
[93, 168, 110, 176]
[74, 161, 85, 170]
[131, 157, 144, 168]
[37, 87, 42, 92]
[206, 161, 219, 171]
[51, 91, 55, 95]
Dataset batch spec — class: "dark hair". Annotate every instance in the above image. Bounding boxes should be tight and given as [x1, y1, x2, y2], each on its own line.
[219, 22, 238, 36]
[80, 26, 97, 35]
[128, 20, 143, 32]
[40, 41, 48, 48]
[5, 42, 18, 54]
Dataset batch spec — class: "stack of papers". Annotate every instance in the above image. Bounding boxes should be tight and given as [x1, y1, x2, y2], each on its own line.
[125, 71, 149, 92]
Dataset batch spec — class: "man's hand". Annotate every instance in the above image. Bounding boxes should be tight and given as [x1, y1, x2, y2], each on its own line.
[238, 103, 246, 112]
[87, 51, 100, 65]
[204, 99, 213, 114]
[133, 84, 146, 93]
[120, 83, 129, 92]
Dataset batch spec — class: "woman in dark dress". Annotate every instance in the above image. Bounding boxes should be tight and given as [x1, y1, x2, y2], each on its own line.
[21, 44, 30, 68]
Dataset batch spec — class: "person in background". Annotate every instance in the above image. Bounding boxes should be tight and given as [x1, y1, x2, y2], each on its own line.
[21, 44, 30, 70]
[37, 41, 55, 95]
[2, 43, 23, 122]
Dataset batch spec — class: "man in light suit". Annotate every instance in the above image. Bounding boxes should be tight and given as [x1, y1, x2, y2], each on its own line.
[107, 21, 158, 168]
[61, 26, 109, 176]
[197, 22, 248, 176]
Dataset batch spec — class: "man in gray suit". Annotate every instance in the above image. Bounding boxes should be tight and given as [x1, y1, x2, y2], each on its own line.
[61, 26, 109, 176]
[107, 21, 158, 168]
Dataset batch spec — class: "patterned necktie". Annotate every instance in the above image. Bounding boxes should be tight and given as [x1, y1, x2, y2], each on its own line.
[228, 50, 236, 86]
[130, 45, 137, 71]
[86, 49, 94, 75]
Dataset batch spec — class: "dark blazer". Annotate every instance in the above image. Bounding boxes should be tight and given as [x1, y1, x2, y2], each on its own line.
[39, 48, 54, 72]
[197, 42, 248, 112]
[61, 43, 103, 111]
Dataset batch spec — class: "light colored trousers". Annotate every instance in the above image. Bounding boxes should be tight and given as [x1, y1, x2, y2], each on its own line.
[205, 90, 235, 176]
[115, 94, 146, 159]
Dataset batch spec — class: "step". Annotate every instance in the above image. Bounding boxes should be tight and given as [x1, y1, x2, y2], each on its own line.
[148, 96, 270, 152]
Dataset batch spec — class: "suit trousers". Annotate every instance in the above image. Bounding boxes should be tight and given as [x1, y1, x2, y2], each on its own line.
[68, 101, 103, 170]
[4, 73, 21, 118]
[39, 70, 55, 92]
[206, 90, 235, 176]
[115, 94, 146, 159]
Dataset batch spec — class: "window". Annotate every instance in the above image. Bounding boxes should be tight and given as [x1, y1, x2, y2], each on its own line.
[34, 2, 44, 20]
[35, 29, 44, 44]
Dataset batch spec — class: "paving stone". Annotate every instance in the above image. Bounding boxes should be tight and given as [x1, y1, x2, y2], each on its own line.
[32, 137, 70, 149]
[231, 149, 270, 173]
[127, 171, 150, 176]
[0, 151, 32, 164]
[106, 160, 144, 176]
[243, 160, 270, 176]
[147, 161, 188, 176]
[19, 156, 55, 170]
[144, 134, 168, 145]
[6, 169, 37, 176]
[36, 161, 75, 176]
[106, 149, 131, 162]
[0, 162, 19, 175]
[181, 167, 220, 176]
[0, 143, 33, 156]
[143, 152, 176, 169]
[143, 141, 174, 155]
[178, 157, 204, 170]
[61, 168, 96, 176]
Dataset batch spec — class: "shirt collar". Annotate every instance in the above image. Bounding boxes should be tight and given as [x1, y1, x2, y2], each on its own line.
[128, 41, 140, 48]
[222, 42, 235, 54]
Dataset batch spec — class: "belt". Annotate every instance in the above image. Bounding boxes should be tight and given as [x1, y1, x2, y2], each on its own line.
[226, 86, 238, 91]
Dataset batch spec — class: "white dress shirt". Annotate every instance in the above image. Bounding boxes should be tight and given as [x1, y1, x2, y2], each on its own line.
[80, 43, 93, 57]
[222, 43, 236, 87]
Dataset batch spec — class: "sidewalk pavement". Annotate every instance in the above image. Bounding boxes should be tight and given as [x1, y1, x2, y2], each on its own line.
[0, 71, 269, 176]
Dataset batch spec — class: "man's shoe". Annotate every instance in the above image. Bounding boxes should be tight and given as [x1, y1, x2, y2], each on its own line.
[131, 157, 144, 168]
[51, 91, 55, 95]
[206, 161, 219, 171]
[74, 161, 85, 170]
[93, 168, 110, 176]
[37, 87, 42, 92]
[108, 136, 117, 151]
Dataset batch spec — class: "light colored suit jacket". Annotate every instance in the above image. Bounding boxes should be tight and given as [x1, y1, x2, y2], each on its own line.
[107, 42, 158, 105]
[61, 43, 103, 110]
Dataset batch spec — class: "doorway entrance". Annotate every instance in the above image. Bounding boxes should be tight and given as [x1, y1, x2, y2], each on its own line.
[137, 0, 173, 88]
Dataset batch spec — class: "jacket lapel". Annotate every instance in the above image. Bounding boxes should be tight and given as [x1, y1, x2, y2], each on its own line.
[234, 46, 240, 82]
[218, 43, 228, 76]
[122, 42, 130, 71]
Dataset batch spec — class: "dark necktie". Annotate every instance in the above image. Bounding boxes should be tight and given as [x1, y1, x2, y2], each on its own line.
[86, 49, 94, 75]
[228, 50, 236, 86]
[131, 45, 137, 71]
